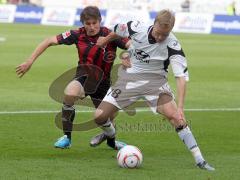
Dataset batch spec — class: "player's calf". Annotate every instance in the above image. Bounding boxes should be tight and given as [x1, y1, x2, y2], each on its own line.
[61, 103, 75, 140]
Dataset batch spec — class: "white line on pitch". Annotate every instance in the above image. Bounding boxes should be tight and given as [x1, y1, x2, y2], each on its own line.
[0, 108, 240, 114]
[0, 37, 6, 42]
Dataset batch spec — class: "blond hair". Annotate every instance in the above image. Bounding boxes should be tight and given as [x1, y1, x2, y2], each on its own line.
[154, 9, 175, 29]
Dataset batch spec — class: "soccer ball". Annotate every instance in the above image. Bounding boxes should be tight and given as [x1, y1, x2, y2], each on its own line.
[117, 145, 143, 168]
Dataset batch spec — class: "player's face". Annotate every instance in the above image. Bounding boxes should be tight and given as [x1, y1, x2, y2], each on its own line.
[84, 18, 101, 36]
[152, 23, 171, 43]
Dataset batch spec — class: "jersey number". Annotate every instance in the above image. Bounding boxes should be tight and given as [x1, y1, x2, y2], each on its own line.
[108, 89, 122, 98]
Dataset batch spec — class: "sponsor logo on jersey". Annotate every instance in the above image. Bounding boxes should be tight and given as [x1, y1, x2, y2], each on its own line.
[134, 49, 150, 64]
[62, 31, 71, 39]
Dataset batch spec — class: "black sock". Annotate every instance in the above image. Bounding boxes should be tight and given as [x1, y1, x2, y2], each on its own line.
[62, 103, 75, 140]
[107, 137, 116, 149]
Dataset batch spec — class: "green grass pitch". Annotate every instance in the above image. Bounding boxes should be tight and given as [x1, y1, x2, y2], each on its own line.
[0, 23, 240, 179]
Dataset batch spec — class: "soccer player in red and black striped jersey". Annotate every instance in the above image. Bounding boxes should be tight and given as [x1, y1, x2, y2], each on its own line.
[16, 6, 130, 149]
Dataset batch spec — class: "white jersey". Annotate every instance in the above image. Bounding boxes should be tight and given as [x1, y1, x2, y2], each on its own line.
[114, 21, 189, 81]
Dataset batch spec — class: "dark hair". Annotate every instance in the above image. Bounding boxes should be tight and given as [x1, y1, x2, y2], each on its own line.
[80, 6, 102, 23]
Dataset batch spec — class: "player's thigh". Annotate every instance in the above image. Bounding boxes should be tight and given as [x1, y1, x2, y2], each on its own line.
[156, 93, 178, 119]
[63, 80, 85, 105]
[94, 101, 119, 125]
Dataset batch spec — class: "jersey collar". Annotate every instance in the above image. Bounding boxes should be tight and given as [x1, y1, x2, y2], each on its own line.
[148, 26, 156, 44]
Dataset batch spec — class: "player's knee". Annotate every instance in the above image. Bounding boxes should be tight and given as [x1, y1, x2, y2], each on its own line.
[63, 94, 78, 105]
[159, 110, 179, 121]
[171, 113, 183, 122]
[166, 113, 187, 128]
[64, 89, 84, 98]
[64, 80, 85, 98]
[166, 113, 177, 121]
[156, 108, 175, 120]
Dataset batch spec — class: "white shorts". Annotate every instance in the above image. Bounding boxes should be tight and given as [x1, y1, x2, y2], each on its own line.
[103, 67, 174, 113]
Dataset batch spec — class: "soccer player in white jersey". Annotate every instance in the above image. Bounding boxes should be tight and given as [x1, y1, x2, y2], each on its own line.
[92, 9, 215, 171]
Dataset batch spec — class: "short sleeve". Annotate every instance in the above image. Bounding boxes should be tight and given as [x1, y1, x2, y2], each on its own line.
[168, 38, 189, 81]
[113, 21, 141, 38]
[56, 30, 79, 45]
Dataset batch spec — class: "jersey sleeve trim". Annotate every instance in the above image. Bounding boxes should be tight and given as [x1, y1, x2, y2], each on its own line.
[167, 46, 186, 58]
[127, 21, 138, 38]
[170, 55, 189, 81]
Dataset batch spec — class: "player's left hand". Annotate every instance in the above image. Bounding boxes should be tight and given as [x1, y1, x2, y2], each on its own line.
[120, 52, 131, 69]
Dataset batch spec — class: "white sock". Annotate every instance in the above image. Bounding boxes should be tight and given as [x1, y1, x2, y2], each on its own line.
[177, 126, 205, 164]
[101, 119, 115, 138]
[190, 147, 205, 164]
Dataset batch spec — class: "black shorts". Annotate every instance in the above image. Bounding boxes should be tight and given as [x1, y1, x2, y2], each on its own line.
[75, 75, 110, 108]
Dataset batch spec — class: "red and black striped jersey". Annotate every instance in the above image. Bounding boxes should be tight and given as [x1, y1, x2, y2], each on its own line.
[56, 27, 129, 80]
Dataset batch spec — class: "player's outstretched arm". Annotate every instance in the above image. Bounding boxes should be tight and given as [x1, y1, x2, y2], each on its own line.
[16, 36, 58, 78]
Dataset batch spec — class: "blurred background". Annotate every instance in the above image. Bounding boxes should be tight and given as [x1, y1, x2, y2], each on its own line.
[1, 0, 240, 15]
[1, 0, 240, 34]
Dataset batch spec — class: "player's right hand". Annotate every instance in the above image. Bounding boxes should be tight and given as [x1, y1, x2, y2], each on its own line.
[96, 36, 107, 47]
[16, 61, 32, 78]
